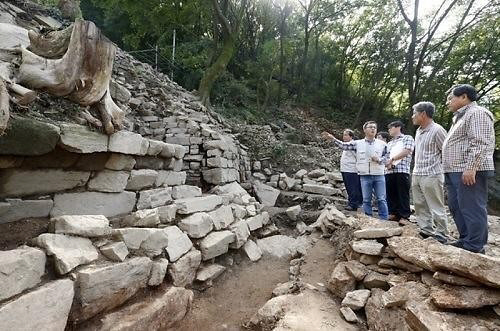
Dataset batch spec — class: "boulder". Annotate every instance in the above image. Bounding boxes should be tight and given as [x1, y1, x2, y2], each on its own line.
[365, 288, 410, 331]
[95, 287, 193, 331]
[381, 281, 429, 308]
[164, 226, 193, 262]
[114, 228, 158, 250]
[126, 169, 158, 191]
[0, 198, 53, 224]
[171, 185, 202, 200]
[58, 124, 108, 153]
[229, 219, 251, 249]
[0, 169, 90, 197]
[51, 191, 136, 218]
[342, 289, 371, 310]
[286, 205, 301, 221]
[196, 264, 226, 282]
[302, 184, 337, 196]
[51, 214, 111, 237]
[178, 212, 214, 238]
[0, 279, 74, 331]
[0, 246, 46, 301]
[136, 188, 172, 210]
[432, 271, 480, 287]
[353, 227, 403, 239]
[199, 231, 235, 260]
[70, 257, 153, 322]
[123, 208, 160, 227]
[148, 258, 169, 286]
[351, 240, 384, 256]
[88, 170, 129, 192]
[327, 262, 357, 298]
[168, 250, 202, 287]
[105, 154, 136, 171]
[155, 170, 186, 186]
[431, 285, 500, 309]
[0, 117, 60, 156]
[34, 233, 98, 274]
[253, 182, 280, 207]
[100, 242, 129, 262]
[175, 195, 223, 214]
[108, 131, 149, 155]
[243, 239, 262, 261]
[207, 205, 234, 230]
[202, 168, 240, 184]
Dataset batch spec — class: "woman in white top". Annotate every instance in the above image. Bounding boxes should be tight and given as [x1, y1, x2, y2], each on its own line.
[340, 129, 363, 211]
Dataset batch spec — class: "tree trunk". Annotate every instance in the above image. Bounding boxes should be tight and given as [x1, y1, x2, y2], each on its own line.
[18, 19, 123, 133]
[0, 78, 9, 135]
[27, 24, 72, 59]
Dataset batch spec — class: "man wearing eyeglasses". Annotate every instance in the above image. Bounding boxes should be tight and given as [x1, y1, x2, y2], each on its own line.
[322, 121, 389, 220]
[443, 84, 495, 254]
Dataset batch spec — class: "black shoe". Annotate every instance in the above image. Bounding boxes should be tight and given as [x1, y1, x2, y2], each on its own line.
[419, 231, 432, 239]
[434, 235, 448, 244]
[344, 206, 357, 211]
[448, 241, 463, 248]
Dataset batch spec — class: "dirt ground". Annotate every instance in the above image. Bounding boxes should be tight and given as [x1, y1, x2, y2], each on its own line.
[0, 218, 49, 250]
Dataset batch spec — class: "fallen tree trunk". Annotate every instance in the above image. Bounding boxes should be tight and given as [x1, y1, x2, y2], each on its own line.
[17, 19, 123, 133]
[0, 78, 9, 135]
[27, 25, 72, 59]
[8, 83, 37, 105]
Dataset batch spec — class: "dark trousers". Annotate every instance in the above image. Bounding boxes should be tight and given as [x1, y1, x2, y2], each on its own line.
[445, 171, 491, 252]
[341, 172, 363, 209]
[385, 173, 411, 219]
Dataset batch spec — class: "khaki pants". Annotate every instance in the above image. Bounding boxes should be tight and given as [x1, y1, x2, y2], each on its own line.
[412, 174, 449, 240]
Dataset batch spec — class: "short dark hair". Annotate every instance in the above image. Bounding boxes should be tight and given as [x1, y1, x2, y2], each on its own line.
[388, 120, 404, 129]
[377, 131, 389, 141]
[343, 129, 355, 138]
[363, 121, 377, 129]
[413, 101, 435, 118]
[450, 84, 478, 101]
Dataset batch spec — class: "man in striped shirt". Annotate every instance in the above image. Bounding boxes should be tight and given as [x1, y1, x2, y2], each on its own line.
[443, 84, 495, 254]
[411, 102, 449, 243]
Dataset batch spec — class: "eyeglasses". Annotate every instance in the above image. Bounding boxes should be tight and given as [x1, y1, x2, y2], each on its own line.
[365, 125, 377, 129]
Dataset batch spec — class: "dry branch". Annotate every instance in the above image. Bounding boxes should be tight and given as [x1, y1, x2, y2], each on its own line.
[8, 83, 37, 105]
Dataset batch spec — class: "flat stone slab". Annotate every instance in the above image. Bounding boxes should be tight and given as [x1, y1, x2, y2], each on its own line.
[164, 226, 193, 262]
[70, 257, 153, 322]
[51, 214, 111, 237]
[207, 205, 234, 230]
[137, 187, 172, 209]
[199, 230, 235, 260]
[95, 287, 193, 331]
[386, 236, 435, 271]
[34, 233, 99, 274]
[178, 212, 214, 238]
[175, 195, 223, 214]
[253, 181, 280, 207]
[88, 170, 129, 193]
[354, 227, 403, 239]
[351, 240, 384, 256]
[108, 131, 149, 155]
[58, 124, 108, 153]
[168, 250, 202, 287]
[0, 198, 53, 223]
[342, 289, 371, 310]
[0, 246, 46, 301]
[302, 184, 337, 196]
[51, 191, 136, 218]
[432, 271, 480, 287]
[0, 169, 90, 197]
[100, 242, 129, 262]
[243, 239, 262, 262]
[431, 285, 500, 309]
[196, 264, 226, 282]
[0, 279, 74, 331]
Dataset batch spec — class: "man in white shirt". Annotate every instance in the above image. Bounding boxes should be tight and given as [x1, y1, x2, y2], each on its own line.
[340, 129, 362, 211]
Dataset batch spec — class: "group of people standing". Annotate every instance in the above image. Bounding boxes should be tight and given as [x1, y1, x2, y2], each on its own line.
[321, 84, 495, 254]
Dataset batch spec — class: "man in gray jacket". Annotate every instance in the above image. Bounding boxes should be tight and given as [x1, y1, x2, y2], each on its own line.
[322, 121, 389, 220]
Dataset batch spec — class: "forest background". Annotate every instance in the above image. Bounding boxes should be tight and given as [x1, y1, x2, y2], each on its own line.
[37, 0, 499, 142]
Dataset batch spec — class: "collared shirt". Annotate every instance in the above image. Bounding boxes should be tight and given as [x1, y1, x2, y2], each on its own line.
[333, 137, 389, 158]
[413, 121, 447, 176]
[442, 102, 495, 173]
[386, 134, 415, 174]
[333, 137, 389, 175]
[340, 150, 357, 173]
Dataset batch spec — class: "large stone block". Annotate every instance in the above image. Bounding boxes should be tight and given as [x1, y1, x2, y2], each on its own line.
[253, 182, 280, 207]
[123, 208, 160, 227]
[95, 287, 193, 331]
[88, 170, 129, 193]
[126, 169, 158, 191]
[168, 250, 202, 287]
[246, 214, 264, 231]
[114, 228, 159, 250]
[108, 131, 149, 155]
[140, 230, 169, 257]
[51, 191, 136, 218]
[229, 219, 251, 249]
[0, 117, 60, 156]
[70, 257, 153, 322]
[164, 226, 193, 262]
[137, 188, 172, 209]
[51, 214, 111, 237]
[207, 205, 234, 230]
[302, 184, 338, 196]
[176, 195, 223, 214]
[58, 124, 108, 153]
[327, 262, 356, 298]
[0, 198, 53, 224]
[105, 154, 136, 170]
[34, 233, 99, 274]
[199, 230, 235, 260]
[178, 212, 214, 238]
[0, 169, 90, 197]
[158, 204, 177, 223]
[172, 185, 202, 200]
[202, 168, 239, 184]
[351, 240, 384, 256]
[148, 258, 169, 286]
[0, 246, 46, 302]
[155, 170, 187, 186]
[0, 279, 74, 331]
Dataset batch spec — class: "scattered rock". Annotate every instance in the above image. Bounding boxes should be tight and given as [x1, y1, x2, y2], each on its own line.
[148, 258, 169, 286]
[100, 242, 129, 262]
[342, 289, 371, 310]
[286, 205, 301, 221]
[51, 214, 111, 237]
[168, 250, 202, 287]
[196, 264, 226, 282]
[253, 181, 280, 207]
[351, 240, 384, 256]
[431, 285, 500, 309]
